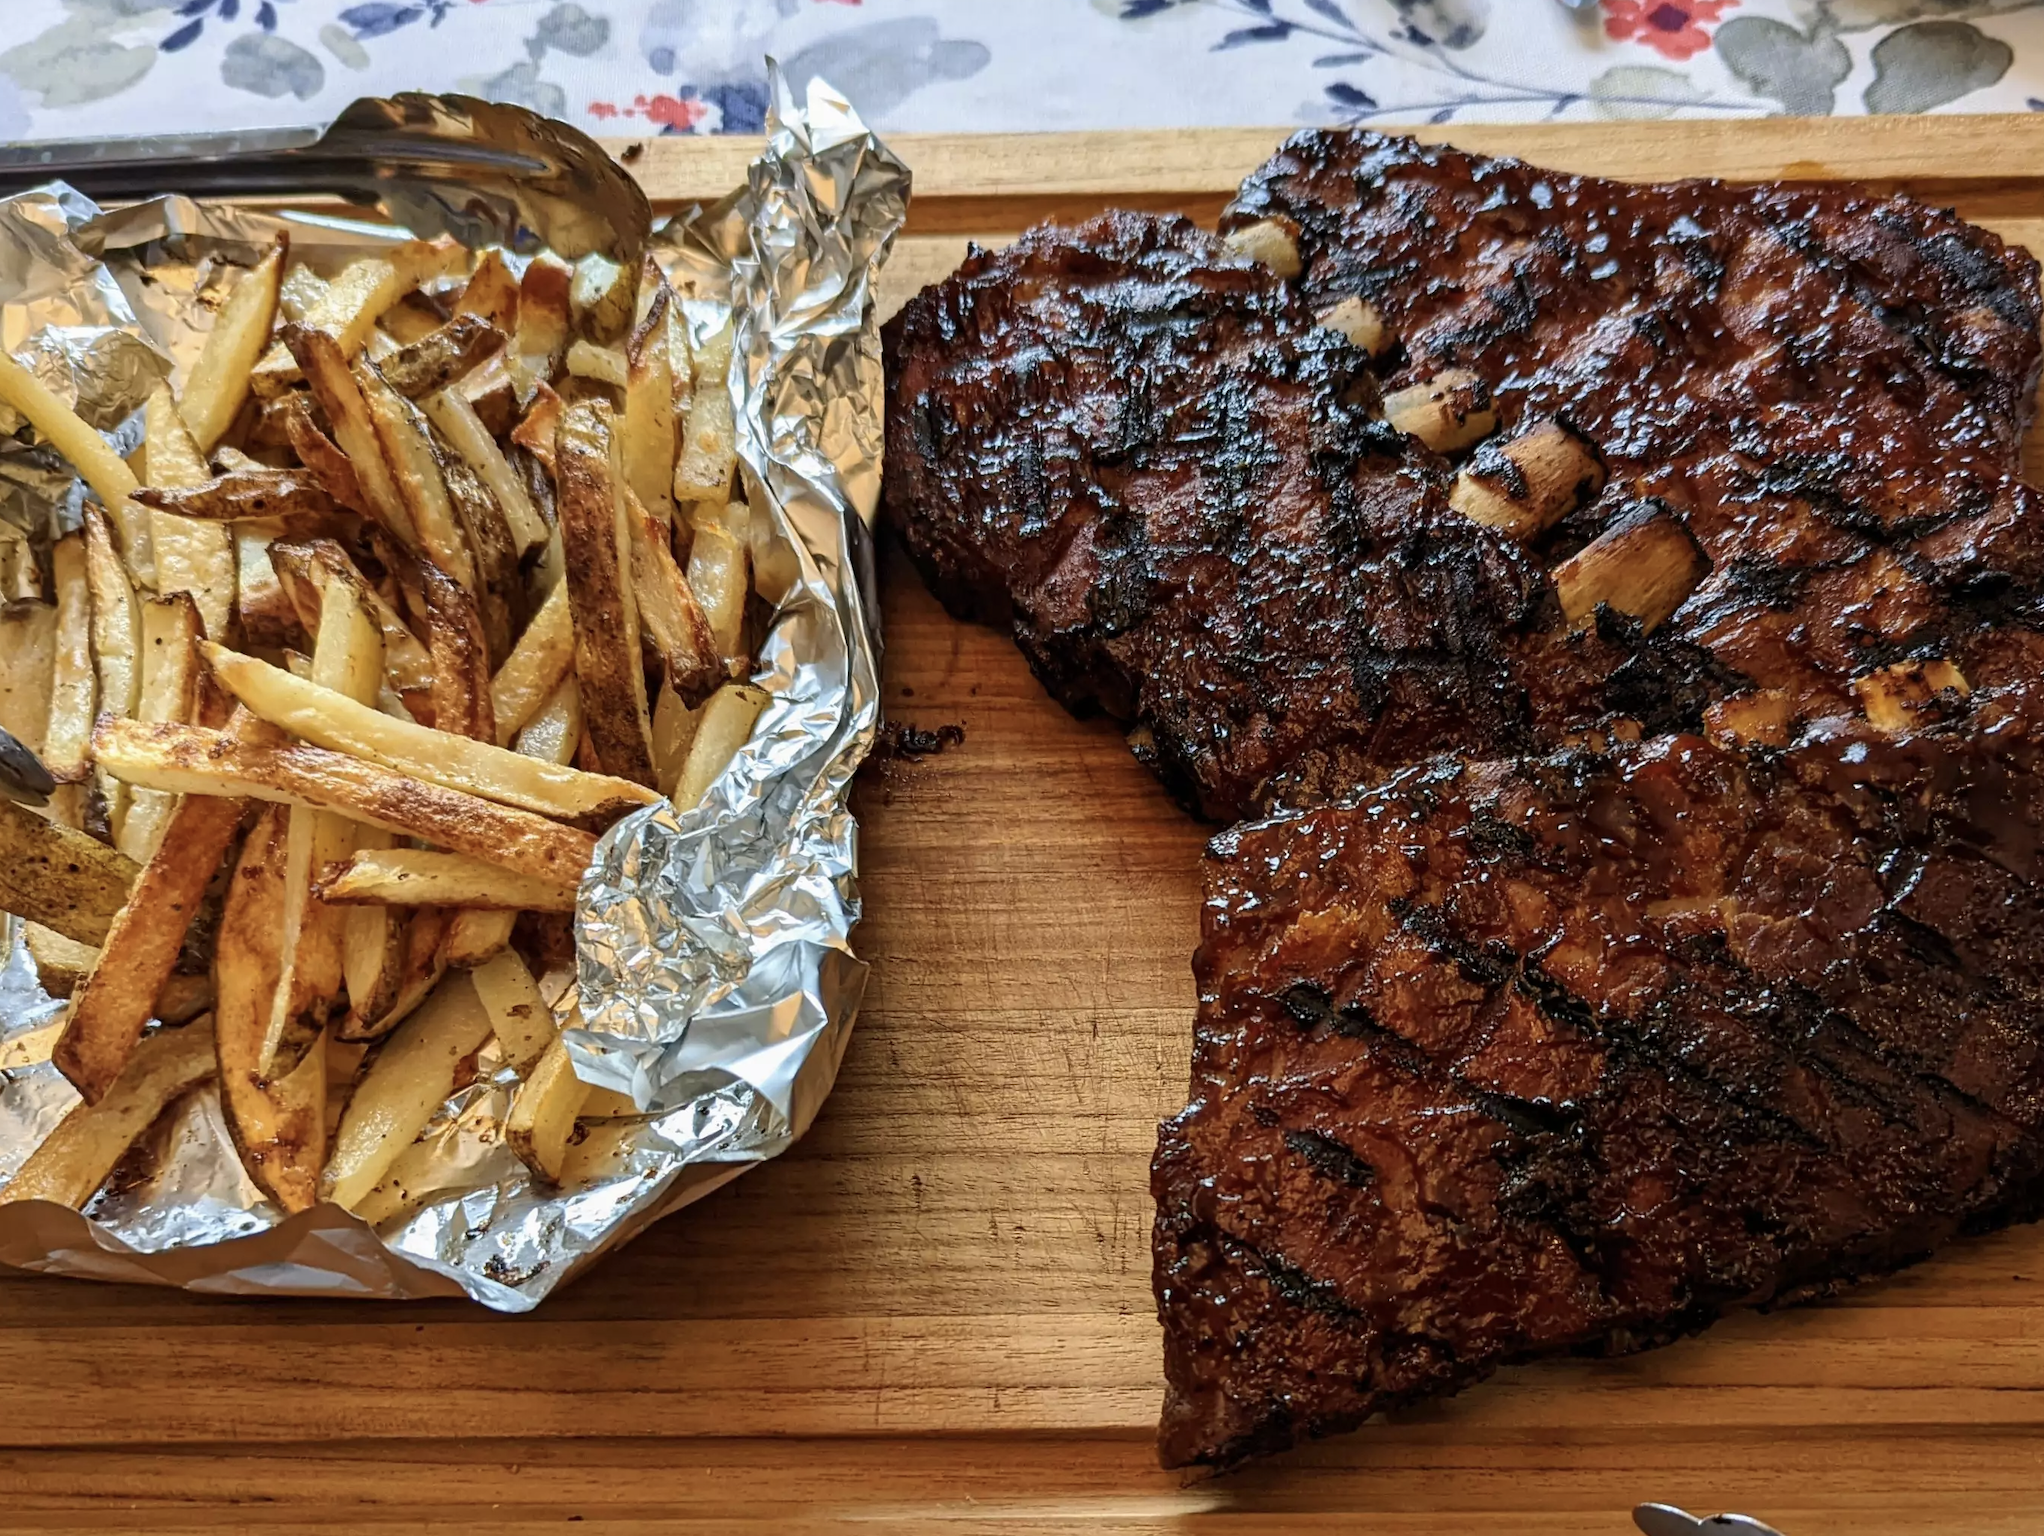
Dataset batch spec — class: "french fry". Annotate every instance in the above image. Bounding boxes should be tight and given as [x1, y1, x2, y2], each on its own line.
[0, 797, 138, 945]
[0, 1020, 215, 1209]
[253, 241, 467, 396]
[280, 397, 369, 518]
[571, 252, 633, 344]
[277, 262, 327, 324]
[268, 538, 433, 700]
[377, 295, 445, 347]
[183, 236, 286, 451]
[565, 339, 628, 388]
[469, 949, 555, 1075]
[355, 360, 475, 589]
[746, 501, 802, 606]
[686, 518, 748, 676]
[350, 1138, 459, 1227]
[457, 248, 519, 332]
[116, 592, 204, 864]
[445, 675, 584, 968]
[0, 348, 155, 575]
[339, 825, 404, 1037]
[285, 323, 415, 543]
[323, 971, 492, 1210]
[380, 313, 505, 399]
[0, 599, 56, 759]
[27, 926, 210, 1019]
[418, 561, 496, 742]
[214, 805, 326, 1212]
[671, 683, 768, 811]
[321, 848, 576, 912]
[512, 385, 564, 478]
[83, 506, 140, 840]
[142, 386, 237, 646]
[234, 521, 300, 649]
[649, 679, 699, 798]
[201, 642, 654, 826]
[557, 399, 659, 787]
[136, 465, 338, 524]
[629, 487, 720, 695]
[52, 705, 264, 1101]
[514, 254, 572, 397]
[43, 532, 94, 789]
[439, 445, 520, 667]
[422, 385, 547, 556]
[94, 718, 601, 887]
[505, 1033, 590, 1184]
[672, 320, 737, 503]
[664, 297, 694, 423]
[488, 579, 573, 744]
[0, 530, 39, 606]
[340, 903, 447, 1043]
[623, 285, 678, 528]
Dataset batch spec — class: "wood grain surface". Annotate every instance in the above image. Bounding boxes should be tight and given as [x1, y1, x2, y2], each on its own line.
[9, 116, 2044, 1535]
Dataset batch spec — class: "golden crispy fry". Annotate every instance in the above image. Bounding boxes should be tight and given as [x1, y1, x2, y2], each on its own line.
[457, 248, 519, 332]
[422, 386, 547, 556]
[117, 592, 205, 864]
[0, 1020, 215, 1209]
[565, 339, 628, 388]
[355, 360, 475, 589]
[439, 444, 519, 668]
[649, 679, 699, 799]
[571, 252, 633, 345]
[0, 598, 55, 759]
[628, 486, 720, 696]
[323, 971, 492, 1210]
[200, 642, 655, 826]
[419, 562, 496, 743]
[558, 399, 658, 787]
[95, 717, 601, 886]
[214, 806, 326, 1212]
[672, 683, 769, 811]
[0, 349, 148, 534]
[184, 236, 286, 451]
[673, 320, 737, 503]
[380, 313, 505, 399]
[43, 532, 94, 787]
[339, 824, 404, 1037]
[279, 397, 368, 518]
[488, 580, 573, 745]
[143, 386, 237, 645]
[377, 295, 444, 347]
[0, 797, 137, 944]
[350, 1137, 461, 1227]
[514, 254, 572, 397]
[253, 242, 467, 397]
[622, 286, 679, 529]
[469, 949, 554, 1076]
[685, 518, 747, 677]
[285, 323, 415, 543]
[135, 466, 338, 523]
[505, 1032, 589, 1183]
[268, 538, 432, 700]
[28, 926, 209, 1019]
[341, 903, 446, 1044]
[52, 703, 257, 1100]
[321, 847, 576, 912]
[83, 506, 140, 840]
[234, 521, 300, 650]
[511, 385, 563, 478]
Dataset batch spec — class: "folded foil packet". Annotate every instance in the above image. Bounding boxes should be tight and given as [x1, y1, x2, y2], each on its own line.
[0, 71, 904, 1309]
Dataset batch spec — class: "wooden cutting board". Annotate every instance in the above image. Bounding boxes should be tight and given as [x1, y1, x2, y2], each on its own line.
[8, 116, 2044, 1535]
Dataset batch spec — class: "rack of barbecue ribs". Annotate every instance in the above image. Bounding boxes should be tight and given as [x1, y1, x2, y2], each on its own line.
[880, 132, 2044, 1469]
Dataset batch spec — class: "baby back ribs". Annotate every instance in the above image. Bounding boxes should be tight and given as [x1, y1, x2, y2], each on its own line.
[1156, 690, 2044, 1468]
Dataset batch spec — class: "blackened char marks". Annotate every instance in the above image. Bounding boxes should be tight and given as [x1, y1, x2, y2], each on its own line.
[1155, 697, 2044, 1468]
[881, 211, 1621, 821]
[1226, 130, 2044, 716]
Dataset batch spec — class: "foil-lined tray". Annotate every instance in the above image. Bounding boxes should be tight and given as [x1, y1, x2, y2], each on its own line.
[0, 72, 904, 1309]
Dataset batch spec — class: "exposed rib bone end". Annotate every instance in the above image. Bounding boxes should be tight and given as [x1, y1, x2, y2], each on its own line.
[1383, 369, 1498, 454]
[1315, 295, 1390, 357]
[1449, 418, 1607, 540]
[1853, 658, 1971, 735]
[1552, 501, 1708, 635]
[1223, 217, 1302, 279]
[1705, 689, 1794, 748]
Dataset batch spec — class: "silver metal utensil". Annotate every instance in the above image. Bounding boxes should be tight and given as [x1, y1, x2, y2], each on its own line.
[0, 727, 52, 808]
[1636, 1503, 1789, 1536]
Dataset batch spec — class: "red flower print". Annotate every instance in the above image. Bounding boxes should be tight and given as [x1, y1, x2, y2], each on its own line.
[587, 94, 709, 133]
[1602, 0, 1736, 62]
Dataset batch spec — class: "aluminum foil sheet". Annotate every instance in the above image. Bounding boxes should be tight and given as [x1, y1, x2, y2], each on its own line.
[0, 75, 904, 1310]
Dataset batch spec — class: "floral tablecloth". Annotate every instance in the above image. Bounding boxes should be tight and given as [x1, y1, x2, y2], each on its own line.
[6, 2, 2044, 144]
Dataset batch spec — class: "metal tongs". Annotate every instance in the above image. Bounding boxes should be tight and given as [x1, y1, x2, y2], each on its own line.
[1637, 1503, 1789, 1536]
[0, 93, 648, 266]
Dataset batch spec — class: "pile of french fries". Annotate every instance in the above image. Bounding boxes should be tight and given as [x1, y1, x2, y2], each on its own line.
[0, 231, 785, 1223]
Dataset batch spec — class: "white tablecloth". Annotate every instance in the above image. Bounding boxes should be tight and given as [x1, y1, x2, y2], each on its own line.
[7, 2, 2044, 144]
